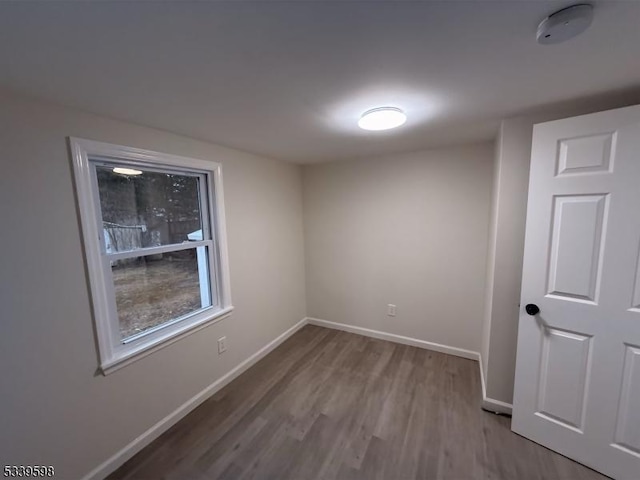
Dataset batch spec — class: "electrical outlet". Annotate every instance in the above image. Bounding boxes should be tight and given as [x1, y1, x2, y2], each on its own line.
[387, 304, 396, 317]
[217, 336, 227, 354]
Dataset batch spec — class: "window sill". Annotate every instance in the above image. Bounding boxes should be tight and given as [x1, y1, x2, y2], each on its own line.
[100, 305, 234, 375]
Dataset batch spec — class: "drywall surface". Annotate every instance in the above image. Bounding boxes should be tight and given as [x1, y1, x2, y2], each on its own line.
[481, 118, 533, 404]
[303, 143, 494, 353]
[0, 91, 306, 479]
[480, 139, 501, 379]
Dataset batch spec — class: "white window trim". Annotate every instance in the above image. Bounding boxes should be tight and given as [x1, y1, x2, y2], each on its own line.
[70, 137, 233, 374]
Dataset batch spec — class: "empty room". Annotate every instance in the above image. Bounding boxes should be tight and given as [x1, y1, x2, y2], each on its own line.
[1, 1, 639, 479]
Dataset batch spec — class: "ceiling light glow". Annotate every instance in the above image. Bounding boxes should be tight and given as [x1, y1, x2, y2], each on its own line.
[113, 167, 143, 176]
[358, 107, 407, 131]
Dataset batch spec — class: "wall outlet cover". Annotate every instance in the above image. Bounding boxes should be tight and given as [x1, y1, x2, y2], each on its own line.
[217, 336, 227, 354]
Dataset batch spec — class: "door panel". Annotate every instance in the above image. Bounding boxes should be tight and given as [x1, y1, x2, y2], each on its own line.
[631, 249, 640, 311]
[557, 132, 616, 175]
[547, 194, 607, 302]
[612, 345, 640, 456]
[513, 104, 640, 480]
[536, 327, 592, 430]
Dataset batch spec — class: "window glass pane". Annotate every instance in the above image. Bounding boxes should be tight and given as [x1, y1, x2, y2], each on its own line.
[95, 165, 203, 252]
[112, 247, 212, 340]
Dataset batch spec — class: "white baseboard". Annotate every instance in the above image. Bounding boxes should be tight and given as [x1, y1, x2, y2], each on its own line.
[306, 317, 480, 362]
[478, 355, 513, 415]
[81, 317, 309, 480]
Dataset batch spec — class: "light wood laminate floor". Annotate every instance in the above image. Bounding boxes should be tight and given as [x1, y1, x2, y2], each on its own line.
[109, 325, 607, 480]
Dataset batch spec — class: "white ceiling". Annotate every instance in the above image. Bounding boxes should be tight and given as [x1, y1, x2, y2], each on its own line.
[1, 1, 639, 163]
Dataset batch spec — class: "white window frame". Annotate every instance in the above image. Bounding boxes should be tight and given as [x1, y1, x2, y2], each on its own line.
[70, 138, 233, 374]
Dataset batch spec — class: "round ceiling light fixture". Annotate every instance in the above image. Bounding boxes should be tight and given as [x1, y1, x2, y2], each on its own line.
[358, 107, 407, 131]
[537, 4, 594, 45]
[113, 167, 143, 176]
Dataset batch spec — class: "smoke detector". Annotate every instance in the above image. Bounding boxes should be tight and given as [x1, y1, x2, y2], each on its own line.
[537, 4, 594, 45]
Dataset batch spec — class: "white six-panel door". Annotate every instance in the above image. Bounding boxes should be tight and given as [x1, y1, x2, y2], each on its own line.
[512, 105, 640, 480]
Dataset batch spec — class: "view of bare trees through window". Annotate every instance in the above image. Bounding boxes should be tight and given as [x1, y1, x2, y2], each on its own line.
[96, 166, 202, 250]
[96, 166, 209, 339]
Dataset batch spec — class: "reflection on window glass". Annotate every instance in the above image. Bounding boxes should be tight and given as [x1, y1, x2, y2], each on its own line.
[112, 248, 211, 340]
[96, 166, 202, 253]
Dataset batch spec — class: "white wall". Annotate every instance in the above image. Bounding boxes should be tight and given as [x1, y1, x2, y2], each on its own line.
[480, 139, 501, 379]
[0, 91, 307, 479]
[303, 143, 494, 353]
[481, 117, 534, 407]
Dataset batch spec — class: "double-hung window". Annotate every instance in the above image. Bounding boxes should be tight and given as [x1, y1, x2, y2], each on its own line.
[70, 138, 232, 373]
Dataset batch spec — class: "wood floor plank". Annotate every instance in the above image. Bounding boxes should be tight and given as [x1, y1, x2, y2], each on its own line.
[107, 325, 609, 480]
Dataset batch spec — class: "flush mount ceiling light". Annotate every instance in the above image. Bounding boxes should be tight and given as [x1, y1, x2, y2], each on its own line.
[537, 4, 594, 45]
[113, 167, 143, 176]
[358, 107, 407, 131]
